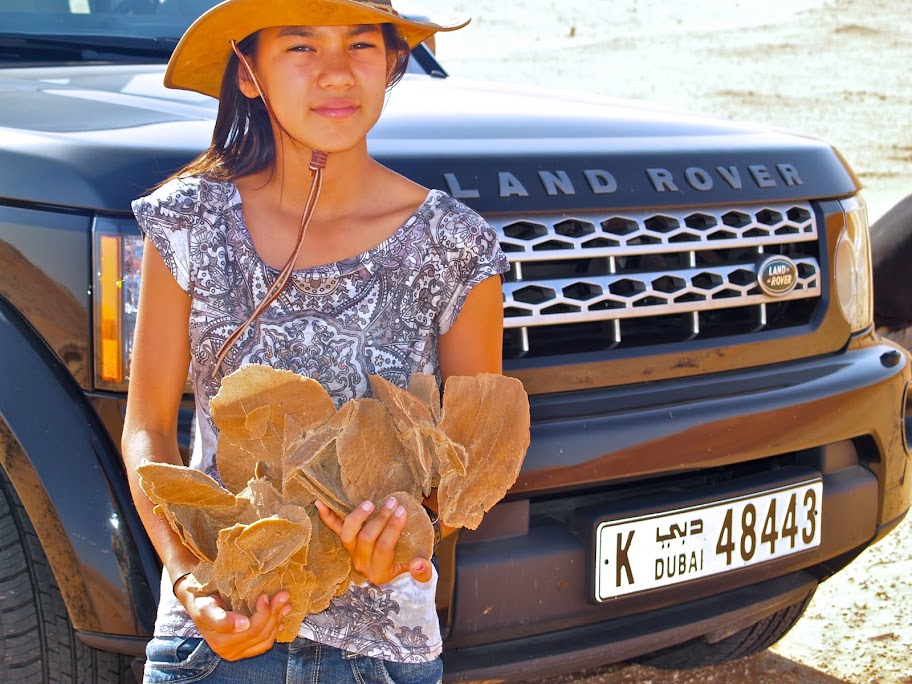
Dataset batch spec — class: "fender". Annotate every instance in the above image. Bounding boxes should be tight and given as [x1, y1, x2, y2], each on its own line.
[0, 295, 158, 645]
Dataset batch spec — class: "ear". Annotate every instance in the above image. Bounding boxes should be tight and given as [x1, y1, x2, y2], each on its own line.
[235, 54, 260, 99]
[385, 48, 406, 87]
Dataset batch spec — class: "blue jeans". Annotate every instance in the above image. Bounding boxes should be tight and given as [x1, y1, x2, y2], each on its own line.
[143, 636, 443, 684]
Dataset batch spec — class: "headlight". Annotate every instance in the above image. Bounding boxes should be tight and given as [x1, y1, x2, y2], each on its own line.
[834, 196, 873, 333]
[92, 216, 142, 391]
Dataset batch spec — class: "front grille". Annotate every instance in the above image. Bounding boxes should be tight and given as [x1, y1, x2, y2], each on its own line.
[495, 202, 822, 359]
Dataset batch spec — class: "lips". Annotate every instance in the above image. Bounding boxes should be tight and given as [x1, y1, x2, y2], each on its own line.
[312, 100, 359, 119]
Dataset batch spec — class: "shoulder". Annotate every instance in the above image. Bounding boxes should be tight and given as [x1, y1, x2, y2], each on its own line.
[132, 175, 232, 221]
[420, 190, 498, 249]
[424, 189, 484, 222]
[133, 174, 204, 209]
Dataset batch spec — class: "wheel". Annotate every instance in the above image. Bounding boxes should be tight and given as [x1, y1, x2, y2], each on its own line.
[633, 590, 815, 669]
[0, 467, 134, 683]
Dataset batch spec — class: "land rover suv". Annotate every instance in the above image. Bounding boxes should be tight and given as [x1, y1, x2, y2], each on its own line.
[1, 1, 910, 682]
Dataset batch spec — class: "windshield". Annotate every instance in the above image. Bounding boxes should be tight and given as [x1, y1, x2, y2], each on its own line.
[1, 0, 220, 39]
[0, 0, 438, 73]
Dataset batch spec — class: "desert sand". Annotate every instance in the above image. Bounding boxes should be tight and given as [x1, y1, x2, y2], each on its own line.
[437, 0, 911, 224]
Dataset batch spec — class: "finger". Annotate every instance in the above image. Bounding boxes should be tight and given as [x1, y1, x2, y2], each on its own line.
[269, 590, 291, 613]
[339, 500, 375, 548]
[233, 644, 272, 660]
[193, 594, 250, 634]
[218, 632, 277, 661]
[208, 594, 286, 661]
[268, 592, 292, 628]
[408, 557, 433, 583]
[246, 593, 283, 635]
[234, 636, 280, 660]
[314, 499, 342, 535]
[381, 557, 426, 583]
[356, 496, 399, 547]
[233, 594, 289, 658]
[314, 500, 344, 536]
[368, 503, 408, 573]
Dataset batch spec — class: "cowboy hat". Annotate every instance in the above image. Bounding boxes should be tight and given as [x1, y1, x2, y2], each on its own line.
[165, 0, 469, 99]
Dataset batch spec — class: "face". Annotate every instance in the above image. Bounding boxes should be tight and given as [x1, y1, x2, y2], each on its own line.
[239, 24, 391, 156]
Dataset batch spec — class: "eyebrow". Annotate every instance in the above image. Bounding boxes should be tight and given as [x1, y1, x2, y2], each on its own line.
[276, 25, 383, 39]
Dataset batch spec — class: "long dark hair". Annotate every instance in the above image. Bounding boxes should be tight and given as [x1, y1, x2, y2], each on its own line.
[167, 24, 410, 183]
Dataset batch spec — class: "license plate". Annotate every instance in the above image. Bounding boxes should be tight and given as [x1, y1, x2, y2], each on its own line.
[594, 479, 822, 601]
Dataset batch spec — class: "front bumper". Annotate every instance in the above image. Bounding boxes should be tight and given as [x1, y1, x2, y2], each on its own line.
[444, 571, 818, 682]
[513, 341, 910, 526]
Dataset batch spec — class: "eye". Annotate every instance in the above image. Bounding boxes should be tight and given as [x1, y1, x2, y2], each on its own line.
[351, 41, 378, 50]
[288, 43, 315, 52]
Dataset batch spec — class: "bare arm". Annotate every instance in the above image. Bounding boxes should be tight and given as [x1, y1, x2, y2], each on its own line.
[122, 238, 196, 583]
[438, 275, 505, 379]
[122, 239, 288, 659]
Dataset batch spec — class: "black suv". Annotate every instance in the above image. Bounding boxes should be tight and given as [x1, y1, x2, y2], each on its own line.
[1, 2, 910, 682]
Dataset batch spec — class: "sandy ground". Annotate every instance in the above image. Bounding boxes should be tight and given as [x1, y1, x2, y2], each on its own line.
[436, 0, 912, 224]
[433, 1, 912, 682]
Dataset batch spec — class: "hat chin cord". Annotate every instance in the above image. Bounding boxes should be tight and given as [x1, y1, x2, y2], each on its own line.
[214, 41, 329, 376]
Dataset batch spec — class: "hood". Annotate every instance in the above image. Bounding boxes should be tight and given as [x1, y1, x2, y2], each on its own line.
[0, 64, 857, 213]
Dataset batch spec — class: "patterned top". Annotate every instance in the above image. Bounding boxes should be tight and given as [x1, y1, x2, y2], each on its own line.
[132, 175, 509, 662]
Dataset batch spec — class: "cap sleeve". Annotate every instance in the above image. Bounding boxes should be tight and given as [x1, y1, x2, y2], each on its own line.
[131, 177, 202, 295]
[434, 195, 510, 335]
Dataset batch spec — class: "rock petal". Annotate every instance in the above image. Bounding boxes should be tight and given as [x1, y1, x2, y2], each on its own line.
[216, 433, 258, 494]
[407, 373, 442, 424]
[210, 365, 336, 472]
[437, 374, 530, 529]
[338, 399, 421, 504]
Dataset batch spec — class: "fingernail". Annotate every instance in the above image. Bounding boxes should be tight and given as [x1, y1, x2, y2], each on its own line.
[282, 606, 291, 617]
[395, 505, 406, 518]
[385, 496, 398, 510]
[361, 501, 373, 512]
[235, 617, 250, 632]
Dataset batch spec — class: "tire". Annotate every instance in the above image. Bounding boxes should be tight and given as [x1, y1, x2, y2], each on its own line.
[872, 191, 912, 326]
[0, 467, 134, 683]
[633, 590, 815, 669]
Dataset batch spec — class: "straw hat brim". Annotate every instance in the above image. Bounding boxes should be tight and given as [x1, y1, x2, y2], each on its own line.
[165, 0, 469, 99]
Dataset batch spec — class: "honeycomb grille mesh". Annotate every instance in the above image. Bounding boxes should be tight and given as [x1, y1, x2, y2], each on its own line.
[493, 202, 821, 358]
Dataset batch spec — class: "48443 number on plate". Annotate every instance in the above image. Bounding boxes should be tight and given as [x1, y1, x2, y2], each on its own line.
[595, 480, 822, 601]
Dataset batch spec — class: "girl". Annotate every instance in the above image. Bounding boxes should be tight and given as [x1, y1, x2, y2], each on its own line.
[122, 1, 509, 681]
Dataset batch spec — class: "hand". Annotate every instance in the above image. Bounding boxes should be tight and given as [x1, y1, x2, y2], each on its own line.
[175, 579, 291, 661]
[315, 497, 433, 585]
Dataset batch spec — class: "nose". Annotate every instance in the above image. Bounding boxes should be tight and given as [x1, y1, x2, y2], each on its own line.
[317, 46, 356, 89]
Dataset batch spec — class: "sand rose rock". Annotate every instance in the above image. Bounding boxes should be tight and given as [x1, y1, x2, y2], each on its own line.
[137, 364, 530, 640]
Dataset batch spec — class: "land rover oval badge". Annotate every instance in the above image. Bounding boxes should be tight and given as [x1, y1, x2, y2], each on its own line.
[758, 255, 798, 296]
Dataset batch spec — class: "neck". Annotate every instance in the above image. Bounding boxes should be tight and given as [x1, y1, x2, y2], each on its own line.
[254, 137, 377, 217]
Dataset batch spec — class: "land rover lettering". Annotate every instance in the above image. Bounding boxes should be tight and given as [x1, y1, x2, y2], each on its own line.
[444, 168, 621, 199]
[647, 163, 805, 192]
